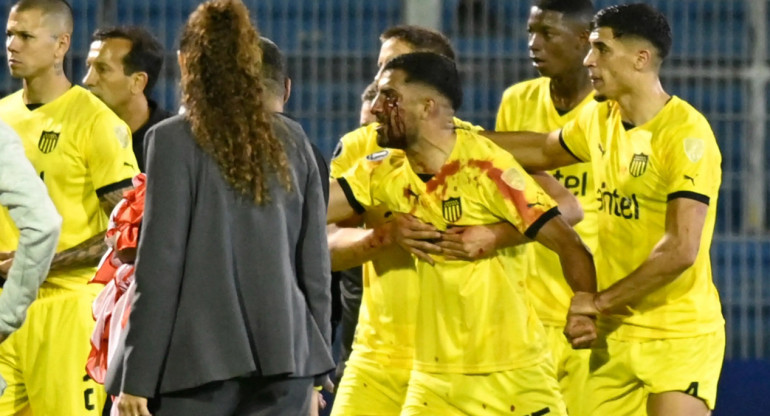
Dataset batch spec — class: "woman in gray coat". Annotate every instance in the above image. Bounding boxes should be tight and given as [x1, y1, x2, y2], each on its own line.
[108, 1, 334, 414]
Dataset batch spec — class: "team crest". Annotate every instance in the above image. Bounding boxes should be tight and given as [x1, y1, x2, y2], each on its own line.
[38, 131, 60, 154]
[629, 153, 649, 177]
[442, 197, 462, 223]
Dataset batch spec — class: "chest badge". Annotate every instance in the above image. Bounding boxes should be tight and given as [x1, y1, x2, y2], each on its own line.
[629, 153, 649, 177]
[38, 131, 60, 154]
[442, 197, 462, 223]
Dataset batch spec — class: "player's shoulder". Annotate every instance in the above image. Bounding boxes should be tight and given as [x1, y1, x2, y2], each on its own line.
[0, 89, 23, 108]
[457, 128, 517, 165]
[501, 77, 549, 102]
[657, 97, 717, 143]
[67, 86, 125, 123]
[332, 123, 380, 168]
[340, 123, 378, 146]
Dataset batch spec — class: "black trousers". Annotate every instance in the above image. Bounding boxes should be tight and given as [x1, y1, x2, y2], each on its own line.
[148, 376, 313, 416]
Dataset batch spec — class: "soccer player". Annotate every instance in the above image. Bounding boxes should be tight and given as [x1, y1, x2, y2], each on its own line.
[84, 25, 172, 172]
[495, 1, 595, 414]
[490, 4, 724, 415]
[360, 81, 378, 126]
[0, 0, 139, 413]
[328, 52, 597, 415]
[0, 119, 61, 394]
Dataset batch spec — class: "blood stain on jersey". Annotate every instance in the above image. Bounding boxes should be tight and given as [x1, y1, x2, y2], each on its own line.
[425, 160, 460, 196]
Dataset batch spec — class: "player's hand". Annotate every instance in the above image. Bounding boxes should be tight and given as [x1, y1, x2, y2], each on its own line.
[116, 392, 151, 416]
[389, 213, 442, 265]
[437, 225, 497, 260]
[564, 313, 597, 349]
[568, 291, 601, 316]
[0, 252, 14, 279]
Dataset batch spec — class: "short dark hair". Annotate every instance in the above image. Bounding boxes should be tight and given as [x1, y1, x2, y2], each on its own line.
[92, 26, 164, 94]
[382, 52, 462, 111]
[380, 25, 456, 61]
[593, 3, 672, 60]
[533, 0, 594, 23]
[14, 0, 73, 33]
[361, 81, 377, 103]
[258, 37, 286, 98]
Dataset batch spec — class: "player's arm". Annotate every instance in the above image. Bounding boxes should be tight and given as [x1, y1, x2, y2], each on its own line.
[530, 211, 598, 348]
[0, 122, 61, 340]
[571, 198, 707, 317]
[532, 212, 596, 294]
[480, 130, 580, 171]
[437, 171, 582, 261]
[45, 182, 133, 272]
[328, 180, 441, 266]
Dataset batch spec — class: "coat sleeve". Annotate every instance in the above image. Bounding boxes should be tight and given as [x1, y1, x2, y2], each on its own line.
[118, 123, 194, 398]
[295, 139, 333, 350]
[0, 120, 61, 335]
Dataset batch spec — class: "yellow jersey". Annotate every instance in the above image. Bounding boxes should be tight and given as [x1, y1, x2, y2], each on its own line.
[0, 86, 138, 289]
[560, 96, 724, 339]
[496, 77, 598, 326]
[329, 118, 483, 368]
[341, 129, 557, 373]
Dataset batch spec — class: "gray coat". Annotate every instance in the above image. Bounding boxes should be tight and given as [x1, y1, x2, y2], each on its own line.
[106, 114, 333, 397]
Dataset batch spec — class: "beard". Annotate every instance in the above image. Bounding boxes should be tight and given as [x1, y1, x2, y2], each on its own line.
[375, 99, 407, 149]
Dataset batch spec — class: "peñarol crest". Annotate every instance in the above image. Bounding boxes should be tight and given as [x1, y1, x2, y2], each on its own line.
[38, 131, 60, 154]
[629, 153, 649, 177]
[442, 197, 462, 223]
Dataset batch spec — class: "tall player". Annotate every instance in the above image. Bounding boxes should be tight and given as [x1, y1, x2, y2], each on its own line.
[329, 52, 597, 415]
[490, 4, 724, 415]
[495, 1, 595, 415]
[0, 0, 138, 413]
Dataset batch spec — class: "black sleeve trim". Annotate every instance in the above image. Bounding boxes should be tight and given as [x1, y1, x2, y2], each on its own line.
[558, 130, 585, 163]
[524, 206, 561, 239]
[96, 178, 134, 199]
[337, 177, 365, 215]
[667, 191, 710, 205]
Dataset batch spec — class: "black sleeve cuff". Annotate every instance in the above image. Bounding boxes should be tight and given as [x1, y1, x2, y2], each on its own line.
[96, 178, 134, 198]
[558, 130, 585, 163]
[337, 178, 365, 215]
[667, 191, 710, 205]
[524, 206, 561, 239]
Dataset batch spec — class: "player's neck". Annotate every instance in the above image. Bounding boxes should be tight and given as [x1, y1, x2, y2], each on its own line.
[549, 67, 592, 112]
[406, 122, 456, 175]
[616, 76, 670, 127]
[118, 96, 151, 133]
[22, 70, 71, 104]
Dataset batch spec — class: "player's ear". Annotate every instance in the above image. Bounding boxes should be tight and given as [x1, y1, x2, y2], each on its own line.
[422, 97, 436, 118]
[54, 33, 70, 60]
[131, 72, 149, 95]
[634, 48, 651, 71]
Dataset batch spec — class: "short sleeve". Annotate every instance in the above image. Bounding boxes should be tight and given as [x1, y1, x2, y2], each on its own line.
[661, 127, 721, 204]
[559, 105, 593, 162]
[482, 156, 559, 239]
[330, 127, 371, 178]
[495, 86, 518, 131]
[86, 111, 140, 196]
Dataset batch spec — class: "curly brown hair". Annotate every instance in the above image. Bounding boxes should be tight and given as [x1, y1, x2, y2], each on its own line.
[180, 0, 292, 203]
